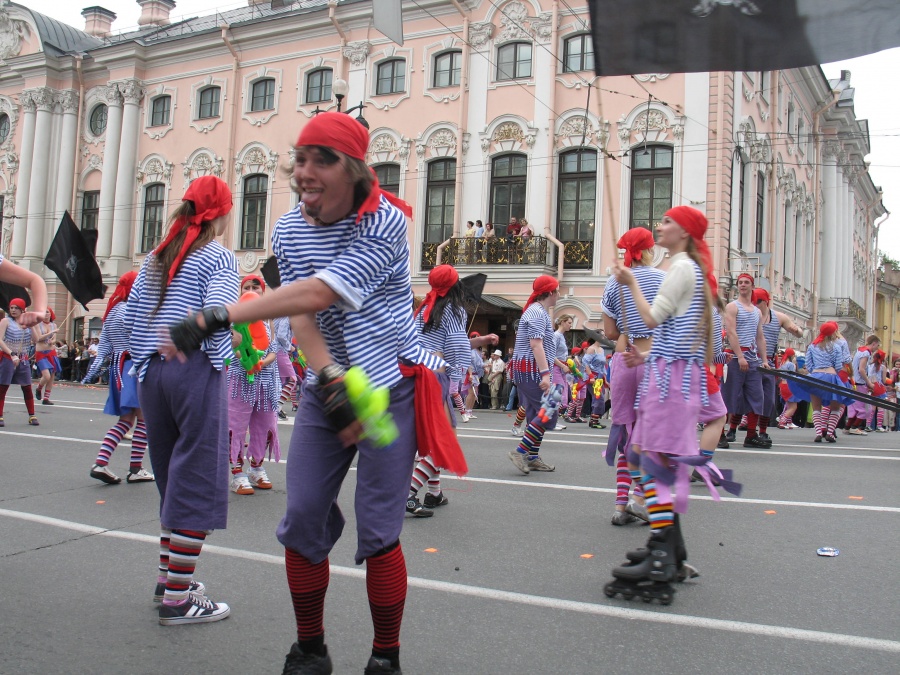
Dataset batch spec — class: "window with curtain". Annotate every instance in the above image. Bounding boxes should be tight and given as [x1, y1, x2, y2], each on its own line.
[141, 184, 165, 252]
[557, 149, 597, 241]
[497, 42, 532, 81]
[630, 145, 672, 232]
[433, 51, 462, 87]
[376, 59, 406, 95]
[490, 154, 527, 235]
[563, 34, 594, 73]
[150, 96, 171, 126]
[241, 174, 268, 250]
[198, 86, 220, 119]
[424, 159, 456, 244]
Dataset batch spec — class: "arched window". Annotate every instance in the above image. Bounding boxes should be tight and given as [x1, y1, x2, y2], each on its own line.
[424, 159, 456, 244]
[629, 144, 672, 231]
[141, 184, 165, 252]
[490, 154, 527, 235]
[306, 68, 333, 104]
[557, 149, 597, 241]
[89, 104, 108, 135]
[251, 79, 276, 111]
[150, 95, 171, 126]
[433, 50, 462, 87]
[374, 163, 401, 195]
[0, 113, 9, 143]
[198, 86, 221, 119]
[376, 59, 406, 95]
[497, 42, 532, 81]
[241, 175, 268, 250]
[563, 34, 594, 73]
[81, 191, 100, 231]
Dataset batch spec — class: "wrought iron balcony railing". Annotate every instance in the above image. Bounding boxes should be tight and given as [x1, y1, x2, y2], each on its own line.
[834, 297, 866, 323]
[421, 236, 594, 270]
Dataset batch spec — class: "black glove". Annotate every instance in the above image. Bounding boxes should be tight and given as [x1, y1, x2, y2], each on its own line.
[318, 364, 357, 433]
[168, 306, 230, 354]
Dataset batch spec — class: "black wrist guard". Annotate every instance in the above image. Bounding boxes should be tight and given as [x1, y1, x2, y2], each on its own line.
[318, 365, 357, 432]
[168, 306, 230, 354]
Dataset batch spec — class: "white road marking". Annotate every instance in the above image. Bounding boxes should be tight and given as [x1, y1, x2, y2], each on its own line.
[1, 507, 898, 654]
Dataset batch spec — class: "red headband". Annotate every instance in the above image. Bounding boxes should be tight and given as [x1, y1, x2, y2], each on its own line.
[155, 176, 233, 286]
[296, 112, 412, 223]
[664, 206, 718, 297]
[9, 298, 26, 310]
[617, 227, 655, 267]
[874, 349, 886, 364]
[47, 308, 56, 322]
[416, 264, 459, 324]
[752, 288, 770, 305]
[103, 271, 138, 321]
[469, 331, 480, 338]
[572, 347, 582, 355]
[524, 275, 559, 312]
[813, 321, 838, 345]
[241, 274, 266, 291]
[783, 348, 795, 359]
[737, 272, 755, 285]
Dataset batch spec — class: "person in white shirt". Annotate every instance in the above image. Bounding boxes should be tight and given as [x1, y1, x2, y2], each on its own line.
[488, 350, 506, 409]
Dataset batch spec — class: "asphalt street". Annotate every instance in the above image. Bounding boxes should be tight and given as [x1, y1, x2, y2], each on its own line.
[0, 383, 898, 674]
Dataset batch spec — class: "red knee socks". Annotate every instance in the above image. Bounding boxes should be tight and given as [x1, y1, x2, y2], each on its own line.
[285, 547, 330, 655]
[366, 543, 406, 667]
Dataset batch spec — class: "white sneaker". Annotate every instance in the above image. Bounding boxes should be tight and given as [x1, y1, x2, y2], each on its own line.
[786, 422, 799, 429]
[461, 413, 471, 423]
[90, 464, 121, 484]
[247, 466, 272, 489]
[158, 593, 230, 625]
[126, 468, 155, 483]
[847, 428, 865, 435]
[230, 473, 254, 495]
[467, 412, 478, 419]
[510, 425, 522, 436]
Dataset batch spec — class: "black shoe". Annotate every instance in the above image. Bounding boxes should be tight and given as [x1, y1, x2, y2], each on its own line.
[717, 435, 730, 449]
[824, 433, 837, 443]
[757, 433, 773, 448]
[589, 422, 607, 429]
[406, 498, 433, 517]
[737, 424, 747, 431]
[743, 435, 768, 448]
[364, 656, 401, 675]
[278, 409, 288, 421]
[724, 430, 736, 442]
[423, 492, 449, 508]
[814, 435, 823, 443]
[283, 643, 333, 675]
[42, 399, 54, 406]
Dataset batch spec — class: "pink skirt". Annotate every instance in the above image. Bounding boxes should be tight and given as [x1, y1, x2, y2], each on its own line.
[699, 390, 727, 424]
[631, 358, 702, 457]
[609, 352, 643, 426]
[276, 351, 295, 383]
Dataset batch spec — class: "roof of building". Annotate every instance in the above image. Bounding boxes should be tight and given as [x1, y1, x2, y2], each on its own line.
[12, 2, 103, 56]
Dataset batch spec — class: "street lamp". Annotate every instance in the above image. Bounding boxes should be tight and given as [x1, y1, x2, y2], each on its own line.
[330, 78, 369, 129]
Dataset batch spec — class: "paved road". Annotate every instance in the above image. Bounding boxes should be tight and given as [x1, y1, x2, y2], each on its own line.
[1, 384, 898, 674]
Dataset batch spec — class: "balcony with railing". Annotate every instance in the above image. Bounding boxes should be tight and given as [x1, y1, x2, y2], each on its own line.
[834, 297, 867, 323]
[421, 237, 594, 270]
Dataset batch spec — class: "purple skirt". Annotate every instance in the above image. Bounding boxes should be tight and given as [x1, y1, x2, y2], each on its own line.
[847, 384, 869, 418]
[631, 358, 702, 457]
[228, 396, 281, 465]
[0, 356, 31, 386]
[35, 353, 62, 374]
[610, 352, 643, 426]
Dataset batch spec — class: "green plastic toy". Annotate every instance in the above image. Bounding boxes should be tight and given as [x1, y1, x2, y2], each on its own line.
[233, 323, 265, 382]
[344, 366, 399, 448]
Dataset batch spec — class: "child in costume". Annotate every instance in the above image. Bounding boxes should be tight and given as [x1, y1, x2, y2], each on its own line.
[33, 308, 61, 405]
[0, 298, 39, 427]
[274, 315, 297, 420]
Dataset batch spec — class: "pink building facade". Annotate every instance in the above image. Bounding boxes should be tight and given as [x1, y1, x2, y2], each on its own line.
[0, 0, 886, 348]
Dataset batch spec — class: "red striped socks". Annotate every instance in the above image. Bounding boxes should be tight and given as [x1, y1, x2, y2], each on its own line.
[96, 419, 132, 466]
[129, 419, 147, 471]
[285, 547, 330, 654]
[615, 453, 631, 506]
[514, 406, 526, 427]
[163, 529, 206, 605]
[409, 456, 438, 498]
[366, 543, 406, 667]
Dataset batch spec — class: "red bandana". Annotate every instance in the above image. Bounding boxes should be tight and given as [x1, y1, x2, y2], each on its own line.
[751, 288, 770, 305]
[524, 275, 559, 312]
[47, 308, 56, 322]
[9, 298, 26, 311]
[415, 264, 459, 324]
[241, 274, 266, 291]
[103, 271, 138, 321]
[617, 227, 655, 267]
[813, 321, 838, 345]
[296, 112, 412, 223]
[783, 348, 795, 360]
[155, 176, 233, 286]
[665, 206, 718, 297]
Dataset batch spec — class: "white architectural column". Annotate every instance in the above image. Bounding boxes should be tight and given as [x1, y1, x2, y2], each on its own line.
[833, 163, 845, 297]
[12, 92, 37, 259]
[96, 85, 124, 260]
[24, 87, 56, 261]
[111, 79, 144, 260]
[841, 173, 852, 298]
[845, 180, 856, 302]
[53, 90, 80, 225]
[820, 149, 838, 298]
[461, 24, 491, 226]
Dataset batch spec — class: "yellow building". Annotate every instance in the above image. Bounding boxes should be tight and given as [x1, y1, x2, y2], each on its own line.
[875, 262, 900, 362]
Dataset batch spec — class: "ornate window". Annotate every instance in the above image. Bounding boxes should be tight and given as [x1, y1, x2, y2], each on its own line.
[198, 87, 220, 119]
[563, 34, 594, 73]
[0, 113, 9, 143]
[305, 68, 333, 104]
[241, 175, 268, 250]
[490, 154, 527, 235]
[424, 159, 456, 244]
[557, 149, 597, 241]
[497, 42, 532, 81]
[141, 184, 166, 253]
[374, 163, 401, 195]
[89, 104, 108, 135]
[629, 145, 672, 231]
[735, 155, 748, 250]
[81, 191, 100, 231]
[755, 172, 765, 253]
[150, 96, 171, 127]
[783, 201, 794, 277]
[433, 51, 462, 88]
[376, 59, 406, 95]
[251, 79, 276, 112]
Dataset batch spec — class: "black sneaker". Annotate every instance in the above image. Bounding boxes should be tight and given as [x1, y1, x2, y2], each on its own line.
[364, 655, 402, 675]
[158, 593, 230, 625]
[406, 498, 433, 517]
[42, 399, 54, 405]
[278, 409, 288, 421]
[423, 492, 449, 508]
[717, 435, 730, 449]
[589, 422, 607, 429]
[283, 643, 333, 675]
[757, 433, 773, 448]
[814, 435, 823, 443]
[743, 435, 768, 448]
[724, 430, 736, 442]
[824, 433, 837, 443]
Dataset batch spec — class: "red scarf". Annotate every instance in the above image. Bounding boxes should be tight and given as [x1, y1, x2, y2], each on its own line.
[617, 227, 655, 267]
[103, 271, 138, 321]
[664, 206, 718, 297]
[415, 265, 459, 324]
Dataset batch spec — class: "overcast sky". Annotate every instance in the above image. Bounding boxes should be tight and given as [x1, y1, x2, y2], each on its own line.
[23, 0, 900, 257]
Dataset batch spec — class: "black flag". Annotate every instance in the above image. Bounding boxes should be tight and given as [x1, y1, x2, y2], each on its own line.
[44, 211, 107, 310]
[0, 280, 30, 312]
[587, 1, 900, 75]
[260, 255, 282, 290]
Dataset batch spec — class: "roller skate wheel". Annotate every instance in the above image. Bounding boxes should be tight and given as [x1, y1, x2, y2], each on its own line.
[603, 583, 616, 598]
[659, 592, 673, 605]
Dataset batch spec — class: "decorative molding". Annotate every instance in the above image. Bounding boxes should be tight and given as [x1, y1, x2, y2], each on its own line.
[617, 104, 685, 148]
[19, 90, 36, 113]
[468, 22, 494, 49]
[479, 116, 537, 157]
[27, 87, 55, 112]
[182, 148, 224, 188]
[234, 142, 280, 181]
[633, 73, 670, 83]
[190, 75, 227, 133]
[117, 79, 145, 105]
[239, 251, 261, 273]
[555, 112, 610, 150]
[0, 4, 30, 64]
[136, 154, 174, 189]
[100, 84, 123, 107]
[414, 124, 459, 168]
[531, 11, 556, 42]
[56, 89, 79, 114]
[343, 41, 371, 67]
[496, 1, 531, 43]
[0, 94, 19, 151]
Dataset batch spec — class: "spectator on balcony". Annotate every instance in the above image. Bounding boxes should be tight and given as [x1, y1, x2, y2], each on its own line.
[519, 219, 533, 240]
[483, 222, 496, 239]
[464, 221, 477, 264]
[475, 220, 485, 237]
[506, 217, 521, 238]
[464, 221, 476, 237]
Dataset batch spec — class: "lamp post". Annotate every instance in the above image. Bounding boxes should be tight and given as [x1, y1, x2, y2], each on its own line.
[330, 78, 369, 129]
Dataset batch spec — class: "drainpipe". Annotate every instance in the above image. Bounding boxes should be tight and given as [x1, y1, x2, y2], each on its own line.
[543, 1, 559, 242]
[810, 88, 840, 325]
[454, 12, 469, 236]
[329, 0, 347, 81]
[544, 228, 565, 279]
[872, 209, 889, 330]
[221, 25, 240, 248]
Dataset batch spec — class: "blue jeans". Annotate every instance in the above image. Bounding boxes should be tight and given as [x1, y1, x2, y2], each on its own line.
[506, 385, 517, 411]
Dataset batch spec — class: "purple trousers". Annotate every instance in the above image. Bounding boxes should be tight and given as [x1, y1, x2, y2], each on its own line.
[516, 379, 560, 431]
[139, 351, 229, 531]
[721, 359, 765, 415]
[276, 375, 417, 565]
[228, 396, 281, 465]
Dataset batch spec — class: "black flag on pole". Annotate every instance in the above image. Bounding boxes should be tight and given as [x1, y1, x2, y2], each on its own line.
[0, 280, 30, 312]
[44, 211, 107, 310]
[260, 255, 282, 290]
[587, 1, 900, 76]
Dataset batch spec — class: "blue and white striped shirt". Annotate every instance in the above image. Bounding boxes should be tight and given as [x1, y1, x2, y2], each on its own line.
[228, 321, 279, 411]
[123, 242, 240, 381]
[729, 301, 761, 363]
[511, 303, 556, 384]
[602, 266, 666, 340]
[806, 342, 846, 370]
[761, 310, 782, 359]
[273, 316, 293, 353]
[553, 331, 568, 363]
[712, 307, 728, 365]
[415, 305, 470, 382]
[85, 303, 130, 384]
[271, 197, 443, 389]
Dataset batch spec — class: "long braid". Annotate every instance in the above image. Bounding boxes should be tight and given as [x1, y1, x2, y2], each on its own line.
[685, 239, 714, 363]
